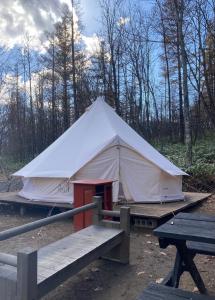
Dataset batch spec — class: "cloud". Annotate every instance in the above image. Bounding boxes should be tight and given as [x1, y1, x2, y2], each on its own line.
[0, 0, 73, 50]
[117, 17, 130, 26]
[82, 34, 101, 56]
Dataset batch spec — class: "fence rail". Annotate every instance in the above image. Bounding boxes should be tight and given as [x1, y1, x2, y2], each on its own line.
[101, 209, 120, 217]
[0, 252, 17, 266]
[0, 202, 97, 242]
[0, 198, 122, 266]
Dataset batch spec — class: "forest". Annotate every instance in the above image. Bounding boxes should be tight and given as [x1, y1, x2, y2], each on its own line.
[0, 0, 214, 191]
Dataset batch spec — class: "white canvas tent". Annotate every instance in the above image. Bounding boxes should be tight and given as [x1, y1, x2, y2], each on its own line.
[14, 97, 187, 203]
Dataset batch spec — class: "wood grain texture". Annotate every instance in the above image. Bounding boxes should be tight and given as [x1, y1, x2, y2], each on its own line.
[37, 225, 124, 298]
[115, 192, 211, 219]
[187, 241, 215, 255]
[138, 283, 215, 300]
[0, 265, 17, 300]
[17, 248, 37, 300]
[154, 212, 215, 244]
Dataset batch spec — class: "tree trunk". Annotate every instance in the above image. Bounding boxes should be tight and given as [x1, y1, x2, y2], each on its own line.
[174, 0, 192, 166]
[176, 21, 184, 143]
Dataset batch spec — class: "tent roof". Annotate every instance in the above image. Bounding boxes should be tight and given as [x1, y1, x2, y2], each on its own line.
[14, 97, 187, 178]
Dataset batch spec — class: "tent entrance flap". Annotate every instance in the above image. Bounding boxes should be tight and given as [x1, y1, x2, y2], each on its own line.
[74, 145, 119, 202]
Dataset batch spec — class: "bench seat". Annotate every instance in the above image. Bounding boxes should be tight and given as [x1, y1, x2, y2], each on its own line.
[37, 225, 124, 298]
[187, 241, 215, 256]
[0, 202, 130, 300]
[138, 283, 215, 300]
[0, 225, 124, 299]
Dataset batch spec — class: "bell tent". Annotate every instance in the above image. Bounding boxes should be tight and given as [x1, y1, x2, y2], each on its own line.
[14, 97, 187, 204]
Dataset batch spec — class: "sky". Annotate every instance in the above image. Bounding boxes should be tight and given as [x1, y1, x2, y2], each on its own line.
[0, 0, 158, 103]
[0, 0, 155, 51]
[0, 0, 101, 51]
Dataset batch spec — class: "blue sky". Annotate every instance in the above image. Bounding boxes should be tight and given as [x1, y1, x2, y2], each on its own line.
[81, 0, 155, 35]
[0, 0, 155, 50]
[81, 0, 101, 35]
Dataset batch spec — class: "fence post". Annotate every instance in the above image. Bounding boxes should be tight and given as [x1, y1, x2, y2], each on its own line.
[102, 206, 130, 264]
[92, 196, 103, 225]
[119, 206, 130, 264]
[17, 248, 37, 300]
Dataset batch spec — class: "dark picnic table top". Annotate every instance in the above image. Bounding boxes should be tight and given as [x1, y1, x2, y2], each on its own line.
[154, 212, 215, 245]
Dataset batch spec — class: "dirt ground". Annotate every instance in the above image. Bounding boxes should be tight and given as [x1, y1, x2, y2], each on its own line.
[0, 191, 215, 299]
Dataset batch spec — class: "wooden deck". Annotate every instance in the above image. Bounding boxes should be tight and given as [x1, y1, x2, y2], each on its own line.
[0, 192, 73, 209]
[114, 192, 211, 227]
[0, 191, 211, 221]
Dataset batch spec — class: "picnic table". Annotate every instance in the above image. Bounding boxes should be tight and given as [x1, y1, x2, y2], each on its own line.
[153, 212, 215, 295]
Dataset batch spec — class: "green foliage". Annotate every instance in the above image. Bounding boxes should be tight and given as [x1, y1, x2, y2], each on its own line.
[0, 156, 26, 175]
[155, 137, 215, 192]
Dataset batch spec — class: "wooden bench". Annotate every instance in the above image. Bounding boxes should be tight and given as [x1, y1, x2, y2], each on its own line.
[0, 196, 130, 300]
[161, 241, 215, 288]
[187, 241, 215, 256]
[138, 283, 215, 300]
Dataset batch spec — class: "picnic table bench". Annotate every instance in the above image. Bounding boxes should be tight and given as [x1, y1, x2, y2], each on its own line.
[138, 283, 215, 300]
[0, 196, 130, 300]
[138, 212, 215, 300]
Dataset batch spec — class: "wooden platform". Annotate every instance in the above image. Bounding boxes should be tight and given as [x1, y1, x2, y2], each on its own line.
[0, 192, 210, 224]
[115, 192, 211, 219]
[114, 192, 211, 228]
[0, 192, 73, 209]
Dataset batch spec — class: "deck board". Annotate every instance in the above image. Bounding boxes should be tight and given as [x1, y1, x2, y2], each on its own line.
[114, 192, 211, 219]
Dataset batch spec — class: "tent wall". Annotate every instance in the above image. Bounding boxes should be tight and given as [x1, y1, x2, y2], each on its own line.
[19, 146, 120, 203]
[120, 147, 162, 202]
[18, 145, 184, 204]
[119, 147, 184, 203]
[159, 172, 184, 201]
[19, 177, 73, 203]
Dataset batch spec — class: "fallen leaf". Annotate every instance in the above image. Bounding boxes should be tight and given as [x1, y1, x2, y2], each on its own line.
[91, 267, 99, 272]
[94, 286, 103, 292]
[144, 250, 152, 254]
[156, 278, 164, 284]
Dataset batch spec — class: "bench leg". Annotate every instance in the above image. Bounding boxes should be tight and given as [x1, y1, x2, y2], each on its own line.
[17, 248, 38, 300]
[163, 251, 183, 287]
